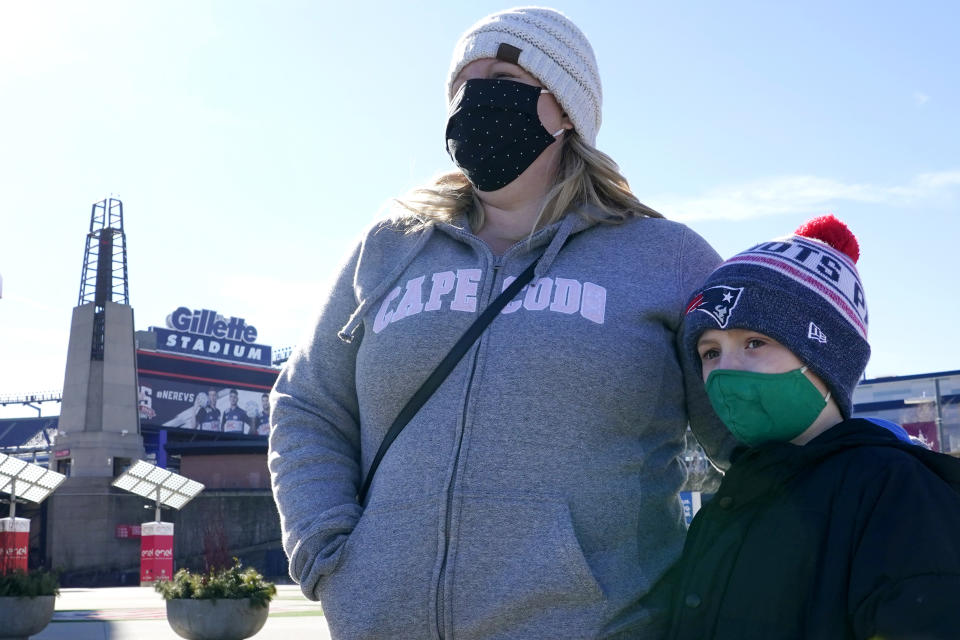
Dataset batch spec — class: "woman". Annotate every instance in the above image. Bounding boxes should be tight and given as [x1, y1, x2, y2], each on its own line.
[270, 7, 732, 639]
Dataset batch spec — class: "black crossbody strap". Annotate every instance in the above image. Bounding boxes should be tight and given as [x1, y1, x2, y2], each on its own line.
[357, 256, 541, 504]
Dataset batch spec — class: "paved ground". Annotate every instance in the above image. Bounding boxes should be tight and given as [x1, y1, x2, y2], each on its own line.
[32, 584, 331, 639]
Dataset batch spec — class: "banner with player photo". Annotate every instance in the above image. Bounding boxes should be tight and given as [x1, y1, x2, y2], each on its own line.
[138, 376, 272, 436]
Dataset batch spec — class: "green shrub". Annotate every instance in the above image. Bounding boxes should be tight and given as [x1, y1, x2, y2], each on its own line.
[153, 558, 276, 608]
[0, 569, 60, 597]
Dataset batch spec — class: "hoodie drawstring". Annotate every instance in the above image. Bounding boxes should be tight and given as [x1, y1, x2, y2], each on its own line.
[338, 224, 436, 343]
[532, 213, 576, 280]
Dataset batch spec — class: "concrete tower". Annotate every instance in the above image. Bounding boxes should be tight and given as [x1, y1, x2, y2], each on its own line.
[53, 197, 144, 474]
[47, 198, 146, 578]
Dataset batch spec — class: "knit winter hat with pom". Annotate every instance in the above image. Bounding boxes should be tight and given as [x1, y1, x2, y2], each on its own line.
[682, 215, 870, 418]
[447, 7, 603, 145]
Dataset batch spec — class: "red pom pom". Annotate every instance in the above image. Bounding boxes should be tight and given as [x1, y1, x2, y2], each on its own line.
[794, 214, 860, 263]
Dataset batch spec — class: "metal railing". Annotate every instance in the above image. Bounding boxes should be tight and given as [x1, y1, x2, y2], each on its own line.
[0, 391, 63, 406]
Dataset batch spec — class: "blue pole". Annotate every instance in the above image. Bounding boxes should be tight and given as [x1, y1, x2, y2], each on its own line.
[157, 429, 168, 469]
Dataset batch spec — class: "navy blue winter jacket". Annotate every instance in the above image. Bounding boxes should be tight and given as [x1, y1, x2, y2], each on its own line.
[663, 418, 960, 640]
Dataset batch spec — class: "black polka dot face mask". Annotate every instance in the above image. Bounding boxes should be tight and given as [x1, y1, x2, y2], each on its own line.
[445, 78, 564, 192]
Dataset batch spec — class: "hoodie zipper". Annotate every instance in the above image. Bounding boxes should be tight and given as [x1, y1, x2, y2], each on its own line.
[434, 260, 503, 639]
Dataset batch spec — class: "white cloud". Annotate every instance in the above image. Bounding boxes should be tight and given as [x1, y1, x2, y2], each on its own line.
[911, 170, 960, 189]
[651, 170, 960, 222]
[914, 92, 931, 106]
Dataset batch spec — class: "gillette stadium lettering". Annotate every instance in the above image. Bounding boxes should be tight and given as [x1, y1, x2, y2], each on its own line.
[163, 334, 264, 361]
[167, 307, 258, 343]
[151, 306, 272, 366]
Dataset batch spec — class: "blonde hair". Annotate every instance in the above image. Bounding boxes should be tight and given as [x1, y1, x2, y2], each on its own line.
[393, 132, 662, 232]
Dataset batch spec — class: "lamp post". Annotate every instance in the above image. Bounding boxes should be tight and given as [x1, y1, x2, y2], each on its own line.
[0, 453, 67, 573]
[112, 460, 204, 584]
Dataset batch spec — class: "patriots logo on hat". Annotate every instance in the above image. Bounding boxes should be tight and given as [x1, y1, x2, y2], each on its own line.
[685, 285, 744, 328]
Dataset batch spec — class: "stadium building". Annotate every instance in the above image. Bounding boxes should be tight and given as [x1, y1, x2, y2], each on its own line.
[0, 305, 287, 583]
[0, 198, 292, 584]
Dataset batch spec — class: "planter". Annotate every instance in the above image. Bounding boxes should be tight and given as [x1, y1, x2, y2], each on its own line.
[0, 595, 56, 640]
[165, 597, 269, 640]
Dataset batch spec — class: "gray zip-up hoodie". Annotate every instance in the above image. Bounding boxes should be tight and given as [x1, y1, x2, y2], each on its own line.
[269, 209, 733, 639]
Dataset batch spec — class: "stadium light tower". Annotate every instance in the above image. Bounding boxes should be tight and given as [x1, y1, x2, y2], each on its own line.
[47, 197, 146, 580]
[53, 196, 143, 478]
[78, 197, 130, 358]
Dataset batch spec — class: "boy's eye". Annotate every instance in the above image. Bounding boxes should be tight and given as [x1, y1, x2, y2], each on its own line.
[745, 338, 766, 350]
[699, 348, 719, 361]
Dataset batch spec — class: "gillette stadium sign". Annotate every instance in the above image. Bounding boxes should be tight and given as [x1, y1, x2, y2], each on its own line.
[149, 307, 272, 366]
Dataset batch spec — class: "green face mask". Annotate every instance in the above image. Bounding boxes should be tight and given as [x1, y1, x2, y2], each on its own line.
[705, 367, 830, 447]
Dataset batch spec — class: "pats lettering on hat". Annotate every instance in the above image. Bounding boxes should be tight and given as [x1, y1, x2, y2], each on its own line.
[726, 236, 867, 340]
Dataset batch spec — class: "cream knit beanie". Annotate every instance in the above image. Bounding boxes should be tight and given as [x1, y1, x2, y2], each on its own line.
[447, 7, 603, 145]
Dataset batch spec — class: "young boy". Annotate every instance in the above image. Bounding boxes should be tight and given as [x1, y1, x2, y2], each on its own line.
[664, 215, 960, 639]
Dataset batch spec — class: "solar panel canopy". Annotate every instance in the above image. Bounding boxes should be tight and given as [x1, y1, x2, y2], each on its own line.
[0, 452, 67, 504]
[111, 460, 204, 510]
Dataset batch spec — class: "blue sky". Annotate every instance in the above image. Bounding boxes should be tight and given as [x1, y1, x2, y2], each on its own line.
[1, 0, 958, 417]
